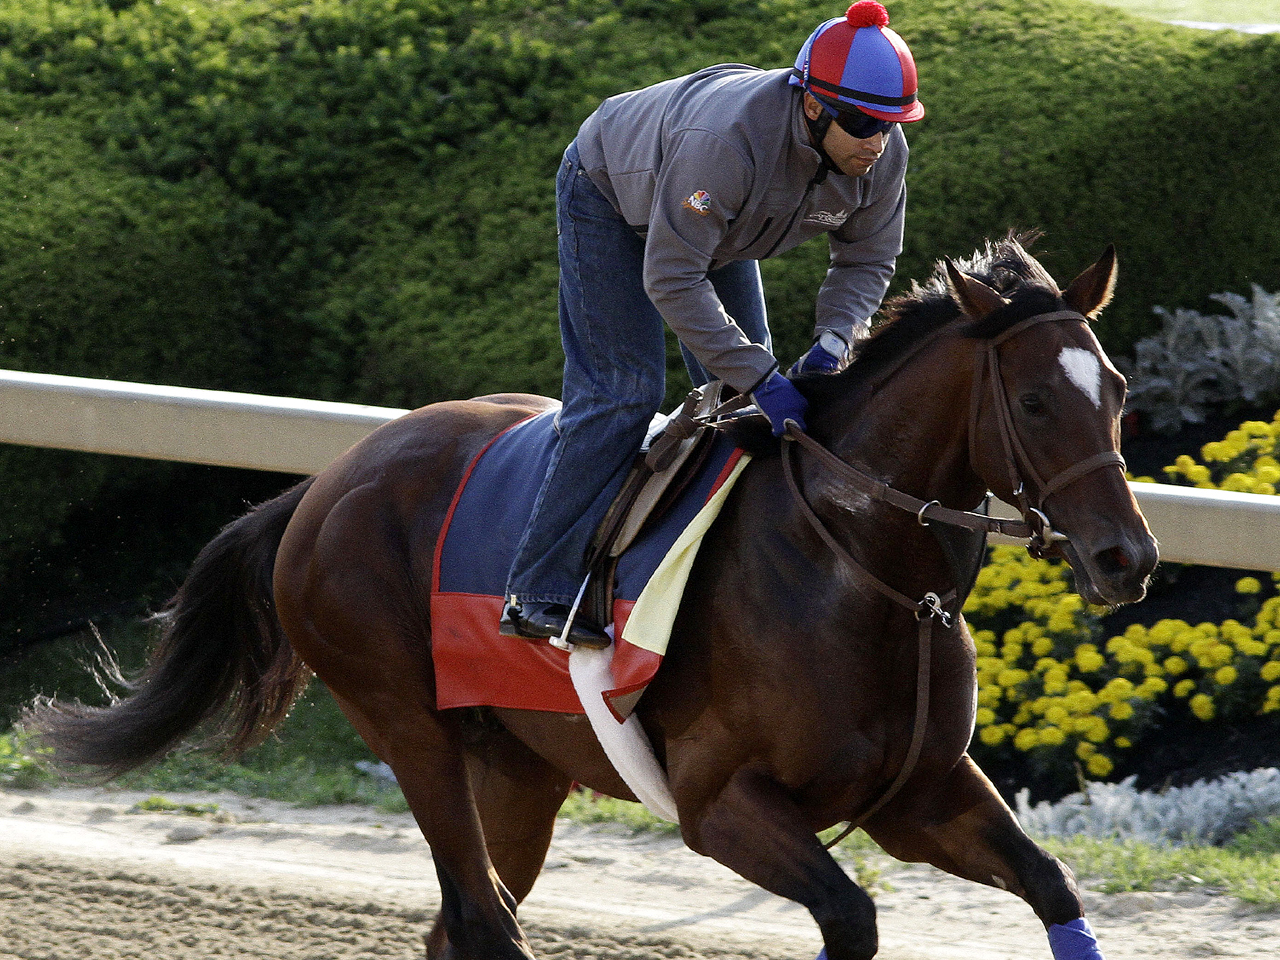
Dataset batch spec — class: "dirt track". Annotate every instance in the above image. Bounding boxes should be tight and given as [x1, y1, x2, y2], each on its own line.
[2, 786, 1277, 959]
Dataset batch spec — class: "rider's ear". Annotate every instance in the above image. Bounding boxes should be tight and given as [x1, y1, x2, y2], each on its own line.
[1062, 244, 1118, 320]
[945, 258, 1009, 320]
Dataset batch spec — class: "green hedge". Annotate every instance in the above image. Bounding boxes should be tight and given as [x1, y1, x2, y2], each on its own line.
[1, 0, 1278, 696]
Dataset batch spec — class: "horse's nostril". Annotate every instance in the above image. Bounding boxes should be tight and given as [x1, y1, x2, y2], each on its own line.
[1097, 545, 1131, 576]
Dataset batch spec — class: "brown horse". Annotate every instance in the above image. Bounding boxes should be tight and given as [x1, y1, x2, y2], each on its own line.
[27, 236, 1158, 960]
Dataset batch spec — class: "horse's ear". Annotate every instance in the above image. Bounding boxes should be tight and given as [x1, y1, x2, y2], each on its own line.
[1063, 244, 1118, 320]
[945, 258, 1009, 320]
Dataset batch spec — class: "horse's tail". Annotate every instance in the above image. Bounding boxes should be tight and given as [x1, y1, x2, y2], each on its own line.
[24, 478, 317, 780]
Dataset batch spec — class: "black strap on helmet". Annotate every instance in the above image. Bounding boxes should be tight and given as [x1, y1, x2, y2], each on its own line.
[799, 89, 836, 181]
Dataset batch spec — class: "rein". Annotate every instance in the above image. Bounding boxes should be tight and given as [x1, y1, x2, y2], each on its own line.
[694, 307, 1128, 847]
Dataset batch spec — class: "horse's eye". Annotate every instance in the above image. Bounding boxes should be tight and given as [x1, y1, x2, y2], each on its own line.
[1020, 393, 1046, 417]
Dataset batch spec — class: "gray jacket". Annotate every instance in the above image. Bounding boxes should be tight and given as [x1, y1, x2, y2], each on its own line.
[575, 64, 908, 392]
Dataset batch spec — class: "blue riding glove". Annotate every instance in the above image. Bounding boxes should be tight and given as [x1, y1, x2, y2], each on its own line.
[787, 330, 849, 378]
[751, 370, 808, 437]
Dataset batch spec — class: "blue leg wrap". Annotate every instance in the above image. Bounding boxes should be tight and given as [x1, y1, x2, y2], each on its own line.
[815, 951, 827, 960]
[1048, 917, 1106, 960]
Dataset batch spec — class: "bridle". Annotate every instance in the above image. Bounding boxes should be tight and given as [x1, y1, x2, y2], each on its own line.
[780, 308, 1126, 595]
[973, 309, 1127, 559]
[693, 307, 1127, 841]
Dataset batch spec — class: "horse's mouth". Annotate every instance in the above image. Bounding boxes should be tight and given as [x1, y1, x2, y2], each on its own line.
[1058, 537, 1156, 608]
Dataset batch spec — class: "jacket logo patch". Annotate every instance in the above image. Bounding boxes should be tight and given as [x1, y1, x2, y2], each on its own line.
[683, 190, 712, 215]
[805, 209, 849, 228]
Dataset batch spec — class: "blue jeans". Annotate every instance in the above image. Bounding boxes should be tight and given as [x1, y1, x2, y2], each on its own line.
[504, 142, 769, 606]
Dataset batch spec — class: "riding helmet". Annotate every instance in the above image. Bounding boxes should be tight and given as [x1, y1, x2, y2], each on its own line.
[789, 1, 925, 122]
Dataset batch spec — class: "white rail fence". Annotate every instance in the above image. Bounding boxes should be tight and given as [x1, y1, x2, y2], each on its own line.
[3, 368, 1279, 572]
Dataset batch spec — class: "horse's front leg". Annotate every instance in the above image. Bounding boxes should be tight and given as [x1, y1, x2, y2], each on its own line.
[680, 762, 878, 960]
[865, 754, 1104, 960]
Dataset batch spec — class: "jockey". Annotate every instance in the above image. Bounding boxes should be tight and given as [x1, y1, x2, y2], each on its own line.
[501, 2, 925, 648]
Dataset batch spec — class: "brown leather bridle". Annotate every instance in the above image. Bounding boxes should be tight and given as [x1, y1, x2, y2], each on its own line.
[972, 309, 1126, 559]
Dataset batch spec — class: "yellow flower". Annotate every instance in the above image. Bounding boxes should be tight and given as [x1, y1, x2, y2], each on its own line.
[1043, 668, 1070, 694]
[1066, 689, 1099, 713]
[1039, 725, 1066, 746]
[1082, 716, 1110, 743]
[1164, 655, 1189, 676]
[1014, 728, 1039, 752]
[998, 668, 1030, 689]
[1174, 679, 1197, 698]
[1109, 701, 1134, 721]
[1075, 645, 1105, 673]
[1044, 704, 1070, 726]
[1100, 677, 1135, 702]
[976, 707, 996, 726]
[1265, 687, 1280, 714]
[1116, 736, 1132, 749]
[1214, 666, 1238, 686]
[1085, 753, 1114, 777]
[1261, 661, 1280, 683]
[979, 725, 1007, 745]
[1236, 577, 1262, 595]
[1137, 677, 1168, 698]
[1190, 693, 1216, 721]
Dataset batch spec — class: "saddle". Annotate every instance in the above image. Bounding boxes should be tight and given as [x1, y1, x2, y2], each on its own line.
[582, 382, 737, 631]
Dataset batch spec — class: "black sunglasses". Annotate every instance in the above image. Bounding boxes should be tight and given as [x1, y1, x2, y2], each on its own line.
[827, 105, 895, 140]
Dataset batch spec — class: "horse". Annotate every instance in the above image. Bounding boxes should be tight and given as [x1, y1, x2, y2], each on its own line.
[26, 235, 1158, 960]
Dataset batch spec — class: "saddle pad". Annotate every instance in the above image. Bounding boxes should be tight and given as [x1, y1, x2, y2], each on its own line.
[430, 409, 748, 718]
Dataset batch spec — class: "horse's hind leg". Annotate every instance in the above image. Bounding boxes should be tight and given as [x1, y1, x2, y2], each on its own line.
[422, 721, 574, 956]
[276, 539, 538, 956]
[865, 754, 1102, 959]
[328, 684, 540, 959]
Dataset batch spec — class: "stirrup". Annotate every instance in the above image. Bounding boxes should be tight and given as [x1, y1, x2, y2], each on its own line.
[550, 575, 607, 651]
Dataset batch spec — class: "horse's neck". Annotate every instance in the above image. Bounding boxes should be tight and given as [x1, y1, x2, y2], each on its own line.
[821, 341, 985, 510]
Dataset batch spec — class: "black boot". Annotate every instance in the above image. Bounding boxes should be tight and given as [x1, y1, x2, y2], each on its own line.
[499, 600, 612, 650]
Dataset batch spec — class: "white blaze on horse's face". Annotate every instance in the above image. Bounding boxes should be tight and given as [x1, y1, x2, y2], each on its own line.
[1059, 347, 1102, 408]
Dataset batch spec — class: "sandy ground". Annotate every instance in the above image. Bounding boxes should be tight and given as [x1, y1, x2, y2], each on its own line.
[1, 786, 1277, 959]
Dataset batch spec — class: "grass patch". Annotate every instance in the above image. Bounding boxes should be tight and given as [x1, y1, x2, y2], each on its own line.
[1043, 832, 1280, 906]
[557, 788, 681, 835]
[116, 752, 408, 813]
[1091, 0, 1280, 23]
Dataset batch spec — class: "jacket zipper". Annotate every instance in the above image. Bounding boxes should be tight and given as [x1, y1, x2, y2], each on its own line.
[761, 173, 821, 261]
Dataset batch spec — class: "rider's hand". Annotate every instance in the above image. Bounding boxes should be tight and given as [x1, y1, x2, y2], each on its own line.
[751, 371, 808, 437]
[787, 330, 849, 377]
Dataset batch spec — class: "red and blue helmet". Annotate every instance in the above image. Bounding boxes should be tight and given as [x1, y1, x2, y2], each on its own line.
[789, 2, 924, 123]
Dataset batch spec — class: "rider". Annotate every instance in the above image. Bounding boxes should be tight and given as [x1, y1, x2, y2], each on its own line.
[500, 2, 925, 648]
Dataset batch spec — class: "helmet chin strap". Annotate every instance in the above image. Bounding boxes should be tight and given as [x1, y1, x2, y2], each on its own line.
[803, 108, 837, 182]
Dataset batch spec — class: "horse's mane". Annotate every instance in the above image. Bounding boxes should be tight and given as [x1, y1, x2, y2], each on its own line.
[853, 230, 1063, 374]
[727, 231, 1067, 452]
[798, 231, 1063, 405]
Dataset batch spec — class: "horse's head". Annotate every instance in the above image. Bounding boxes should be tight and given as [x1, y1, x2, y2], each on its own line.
[942, 237, 1158, 606]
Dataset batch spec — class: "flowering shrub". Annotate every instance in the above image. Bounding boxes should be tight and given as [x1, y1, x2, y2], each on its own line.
[1159, 412, 1280, 496]
[966, 410, 1280, 788]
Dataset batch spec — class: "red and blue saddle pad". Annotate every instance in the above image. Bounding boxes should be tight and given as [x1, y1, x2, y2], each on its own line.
[430, 409, 746, 717]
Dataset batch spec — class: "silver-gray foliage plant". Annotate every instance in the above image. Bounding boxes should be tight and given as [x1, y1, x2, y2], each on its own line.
[1121, 285, 1280, 434]
[1016, 767, 1280, 847]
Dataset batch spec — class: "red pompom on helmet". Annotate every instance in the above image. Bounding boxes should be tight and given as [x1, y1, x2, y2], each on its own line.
[846, 1, 890, 28]
[789, 2, 924, 122]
